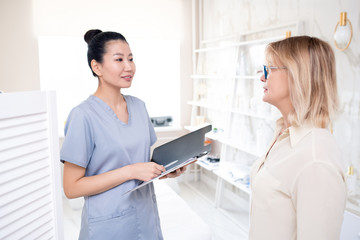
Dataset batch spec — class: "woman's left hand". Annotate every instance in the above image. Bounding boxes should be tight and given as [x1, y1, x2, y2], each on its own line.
[159, 165, 187, 179]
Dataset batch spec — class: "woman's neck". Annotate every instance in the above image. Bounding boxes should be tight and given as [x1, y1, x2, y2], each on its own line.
[93, 85, 124, 109]
[282, 116, 290, 129]
[277, 103, 293, 130]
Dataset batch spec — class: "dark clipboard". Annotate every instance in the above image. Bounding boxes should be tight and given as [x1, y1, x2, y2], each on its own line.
[123, 125, 212, 195]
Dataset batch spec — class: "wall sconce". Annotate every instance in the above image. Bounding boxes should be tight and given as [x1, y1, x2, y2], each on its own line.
[334, 12, 353, 51]
[285, 31, 291, 38]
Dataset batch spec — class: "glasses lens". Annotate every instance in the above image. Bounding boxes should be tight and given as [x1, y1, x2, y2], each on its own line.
[263, 65, 268, 80]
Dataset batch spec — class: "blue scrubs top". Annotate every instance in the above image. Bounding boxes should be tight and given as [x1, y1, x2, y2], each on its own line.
[60, 95, 163, 240]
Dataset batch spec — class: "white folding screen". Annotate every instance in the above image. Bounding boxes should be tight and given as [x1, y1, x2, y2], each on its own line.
[0, 91, 63, 239]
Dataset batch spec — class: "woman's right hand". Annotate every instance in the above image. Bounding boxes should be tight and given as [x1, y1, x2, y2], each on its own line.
[129, 162, 166, 182]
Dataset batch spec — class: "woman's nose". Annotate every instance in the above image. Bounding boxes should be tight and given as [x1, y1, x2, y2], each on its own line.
[257, 70, 266, 82]
[124, 60, 132, 70]
[260, 75, 266, 82]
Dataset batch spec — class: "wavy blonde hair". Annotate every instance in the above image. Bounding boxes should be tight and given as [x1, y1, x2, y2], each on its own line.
[265, 36, 339, 128]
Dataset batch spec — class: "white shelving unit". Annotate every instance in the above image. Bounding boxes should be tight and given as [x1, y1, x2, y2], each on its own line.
[185, 0, 300, 232]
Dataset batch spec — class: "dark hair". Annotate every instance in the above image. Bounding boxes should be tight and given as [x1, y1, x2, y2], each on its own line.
[84, 29, 128, 77]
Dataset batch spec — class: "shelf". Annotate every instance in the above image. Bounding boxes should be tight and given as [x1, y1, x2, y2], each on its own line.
[347, 195, 360, 216]
[229, 108, 277, 121]
[188, 101, 276, 121]
[191, 75, 222, 79]
[185, 125, 261, 157]
[200, 21, 299, 45]
[204, 131, 261, 157]
[221, 139, 260, 157]
[188, 127, 261, 157]
[205, 131, 223, 141]
[200, 34, 237, 45]
[154, 125, 182, 132]
[187, 101, 228, 112]
[184, 123, 212, 132]
[194, 35, 284, 53]
[196, 158, 220, 171]
[233, 76, 259, 80]
[191, 75, 258, 80]
[213, 168, 251, 195]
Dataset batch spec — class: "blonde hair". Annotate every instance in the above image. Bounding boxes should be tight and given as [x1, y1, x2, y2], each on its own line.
[265, 36, 339, 128]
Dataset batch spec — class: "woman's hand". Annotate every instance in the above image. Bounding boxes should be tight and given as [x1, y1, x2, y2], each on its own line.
[159, 165, 188, 179]
[129, 162, 166, 182]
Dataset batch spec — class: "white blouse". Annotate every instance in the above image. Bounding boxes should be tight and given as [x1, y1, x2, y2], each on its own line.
[249, 118, 347, 240]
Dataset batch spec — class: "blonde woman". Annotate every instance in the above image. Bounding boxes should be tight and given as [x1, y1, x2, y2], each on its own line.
[250, 36, 346, 240]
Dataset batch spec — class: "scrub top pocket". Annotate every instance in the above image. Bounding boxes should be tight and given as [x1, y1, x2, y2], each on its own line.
[88, 206, 140, 240]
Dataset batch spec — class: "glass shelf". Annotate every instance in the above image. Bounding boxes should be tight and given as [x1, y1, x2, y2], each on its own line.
[229, 108, 277, 121]
[196, 158, 220, 171]
[187, 101, 227, 112]
[194, 35, 286, 53]
[213, 168, 251, 195]
[188, 101, 277, 121]
[220, 139, 261, 157]
[184, 123, 212, 132]
[191, 75, 259, 80]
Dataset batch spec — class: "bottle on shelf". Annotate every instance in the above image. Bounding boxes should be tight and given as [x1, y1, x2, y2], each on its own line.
[347, 165, 357, 196]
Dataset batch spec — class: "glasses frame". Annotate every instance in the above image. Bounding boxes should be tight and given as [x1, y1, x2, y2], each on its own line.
[259, 65, 287, 80]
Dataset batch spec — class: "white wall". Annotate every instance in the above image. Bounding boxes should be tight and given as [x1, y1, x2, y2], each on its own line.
[0, 0, 193, 134]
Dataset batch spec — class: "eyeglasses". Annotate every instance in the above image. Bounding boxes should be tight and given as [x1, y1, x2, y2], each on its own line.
[257, 65, 287, 80]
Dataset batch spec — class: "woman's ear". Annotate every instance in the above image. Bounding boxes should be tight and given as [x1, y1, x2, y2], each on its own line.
[91, 59, 102, 77]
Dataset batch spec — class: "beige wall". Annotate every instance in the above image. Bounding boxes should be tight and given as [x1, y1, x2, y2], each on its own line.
[0, 0, 193, 131]
[0, 0, 40, 92]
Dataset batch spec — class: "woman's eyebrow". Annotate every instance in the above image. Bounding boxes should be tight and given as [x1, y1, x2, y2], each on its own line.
[113, 53, 133, 57]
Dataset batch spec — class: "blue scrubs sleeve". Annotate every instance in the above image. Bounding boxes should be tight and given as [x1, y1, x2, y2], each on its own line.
[60, 107, 94, 168]
[145, 106, 157, 147]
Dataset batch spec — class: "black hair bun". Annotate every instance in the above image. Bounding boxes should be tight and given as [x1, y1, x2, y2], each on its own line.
[84, 29, 102, 44]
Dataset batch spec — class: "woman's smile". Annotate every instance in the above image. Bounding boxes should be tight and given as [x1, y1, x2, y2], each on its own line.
[122, 75, 133, 81]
